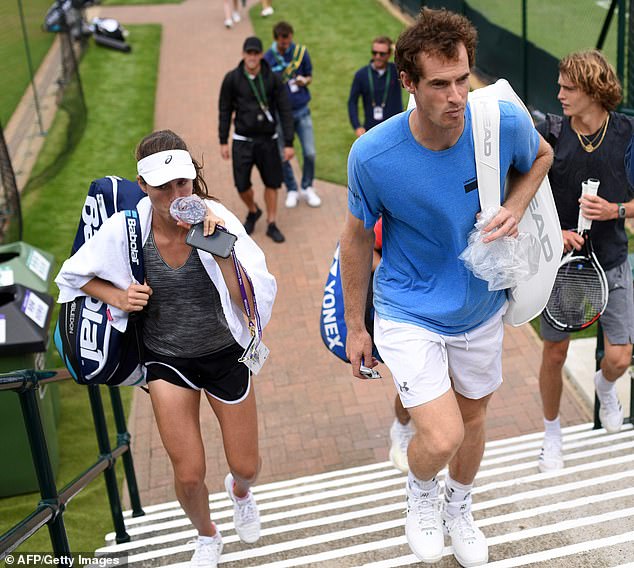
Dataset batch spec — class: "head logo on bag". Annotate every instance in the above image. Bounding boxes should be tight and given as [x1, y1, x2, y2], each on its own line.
[54, 177, 147, 386]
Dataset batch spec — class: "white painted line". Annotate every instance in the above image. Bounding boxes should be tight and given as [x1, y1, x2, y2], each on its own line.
[117, 435, 634, 535]
[99, 498, 405, 554]
[483, 422, 592, 449]
[122, 423, 604, 518]
[122, 460, 396, 517]
[481, 423, 630, 459]
[485, 530, 634, 567]
[102, 467, 634, 554]
[107, 486, 406, 541]
[474, 440, 634, 484]
[475, 468, 634, 512]
[118, 483, 634, 565]
[479, 429, 634, 466]
[106, 452, 634, 542]
[129, 518, 404, 564]
[355, 530, 634, 567]
[475, 452, 634, 495]
[118, 473, 405, 529]
[353, 509, 634, 568]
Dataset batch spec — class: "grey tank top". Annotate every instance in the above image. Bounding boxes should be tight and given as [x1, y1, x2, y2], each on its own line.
[142, 229, 236, 357]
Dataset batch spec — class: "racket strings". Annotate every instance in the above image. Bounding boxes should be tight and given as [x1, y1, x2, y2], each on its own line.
[546, 260, 607, 328]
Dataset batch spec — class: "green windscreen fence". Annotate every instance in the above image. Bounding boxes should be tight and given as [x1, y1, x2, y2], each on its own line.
[389, 0, 630, 115]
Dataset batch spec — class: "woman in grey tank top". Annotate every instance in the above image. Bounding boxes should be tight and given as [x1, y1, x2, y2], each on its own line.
[79, 130, 276, 567]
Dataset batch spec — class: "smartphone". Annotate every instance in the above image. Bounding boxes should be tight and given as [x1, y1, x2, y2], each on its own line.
[360, 365, 382, 379]
[186, 223, 237, 258]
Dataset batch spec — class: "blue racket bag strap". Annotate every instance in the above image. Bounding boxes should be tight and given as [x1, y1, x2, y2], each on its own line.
[124, 209, 144, 284]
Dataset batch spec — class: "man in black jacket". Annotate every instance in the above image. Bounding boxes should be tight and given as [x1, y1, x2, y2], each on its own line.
[219, 36, 294, 243]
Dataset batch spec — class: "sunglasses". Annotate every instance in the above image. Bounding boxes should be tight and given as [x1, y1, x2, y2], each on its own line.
[372, 50, 390, 56]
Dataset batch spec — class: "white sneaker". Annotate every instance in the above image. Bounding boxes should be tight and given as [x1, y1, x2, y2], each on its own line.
[223, 18, 233, 28]
[300, 186, 321, 207]
[405, 482, 444, 563]
[261, 6, 274, 16]
[189, 533, 223, 568]
[285, 191, 298, 208]
[443, 511, 488, 567]
[224, 473, 261, 543]
[389, 419, 414, 473]
[595, 374, 624, 433]
[232, 10, 241, 22]
[538, 436, 563, 472]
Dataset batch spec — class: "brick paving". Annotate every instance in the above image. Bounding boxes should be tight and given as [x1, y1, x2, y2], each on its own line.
[93, 0, 590, 507]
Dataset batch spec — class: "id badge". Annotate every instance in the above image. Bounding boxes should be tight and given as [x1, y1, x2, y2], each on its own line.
[373, 106, 384, 121]
[239, 335, 270, 375]
[288, 78, 299, 93]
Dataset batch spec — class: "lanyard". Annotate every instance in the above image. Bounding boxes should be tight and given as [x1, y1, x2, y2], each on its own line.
[230, 248, 262, 341]
[272, 43, 305, 82]
[244, 70, 269, 112]
[367, 65, 391, 108]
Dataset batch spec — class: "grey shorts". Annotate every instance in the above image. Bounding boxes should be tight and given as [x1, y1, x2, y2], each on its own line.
[540, 259, 634, 345]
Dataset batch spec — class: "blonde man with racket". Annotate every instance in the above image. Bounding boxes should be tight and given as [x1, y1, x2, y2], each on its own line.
[537, 50, 634, 472]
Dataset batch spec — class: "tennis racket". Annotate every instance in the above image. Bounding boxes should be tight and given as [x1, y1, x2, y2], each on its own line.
[543, 230, 608, 332]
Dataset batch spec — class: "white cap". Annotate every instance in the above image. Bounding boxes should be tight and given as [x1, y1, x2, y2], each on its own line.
[137, 149, 196, 186]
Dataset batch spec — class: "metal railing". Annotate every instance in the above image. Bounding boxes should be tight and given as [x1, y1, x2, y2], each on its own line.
[0, 370, 144, 560]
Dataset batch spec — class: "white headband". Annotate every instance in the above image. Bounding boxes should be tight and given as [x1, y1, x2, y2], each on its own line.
[137, 149, 196, 186]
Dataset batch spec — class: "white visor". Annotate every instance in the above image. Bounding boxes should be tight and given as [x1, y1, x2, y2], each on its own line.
[137, 149, 196, 186]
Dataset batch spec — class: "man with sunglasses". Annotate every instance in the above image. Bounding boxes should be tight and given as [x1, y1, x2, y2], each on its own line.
[348, 37, 403, 137]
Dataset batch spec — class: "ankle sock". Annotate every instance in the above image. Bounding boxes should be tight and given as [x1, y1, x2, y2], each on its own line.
[543, 416, 561, 439]
[408, 472, 438, 495]
[595, 370, 615, 396]
[444, 474, 473, 519]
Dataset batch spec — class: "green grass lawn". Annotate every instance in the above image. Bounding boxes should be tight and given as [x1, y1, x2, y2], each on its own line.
[0, 24, 160, 555]
[470, 0, 619, 63]
[101, 0, 182, 4]
[0, 0, 56, 125]
[250, 0, 409, 186]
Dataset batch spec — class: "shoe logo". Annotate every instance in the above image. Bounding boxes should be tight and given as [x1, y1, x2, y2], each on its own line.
[165, 155, 172, 164]
[398, 381, 410, 393]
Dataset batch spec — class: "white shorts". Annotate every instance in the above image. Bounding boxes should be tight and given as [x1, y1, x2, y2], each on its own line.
[374, 306, 506, 408]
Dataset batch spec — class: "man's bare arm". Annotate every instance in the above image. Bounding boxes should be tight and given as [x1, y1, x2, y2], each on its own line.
[340, 211, 376, 379]
[483, 134, 553, 242]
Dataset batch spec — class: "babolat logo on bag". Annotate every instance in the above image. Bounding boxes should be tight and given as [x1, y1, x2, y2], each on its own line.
[54, 176, 146, 386]
[126, 210, 140, 266]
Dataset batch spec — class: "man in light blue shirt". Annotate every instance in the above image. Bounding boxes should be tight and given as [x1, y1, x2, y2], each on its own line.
[340, 8, 552, 567]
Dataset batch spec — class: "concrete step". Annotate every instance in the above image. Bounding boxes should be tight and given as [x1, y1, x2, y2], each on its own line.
[96, 423, 634, 567]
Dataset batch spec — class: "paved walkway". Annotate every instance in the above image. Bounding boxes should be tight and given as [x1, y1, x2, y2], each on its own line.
[92, 0, 590, 506]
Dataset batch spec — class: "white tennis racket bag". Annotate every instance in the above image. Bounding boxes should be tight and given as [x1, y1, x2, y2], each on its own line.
[407, 80, 563, 326]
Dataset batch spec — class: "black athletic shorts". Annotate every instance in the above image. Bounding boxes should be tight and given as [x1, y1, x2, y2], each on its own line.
[232, 137, 283, 192]
[144, 343, 250, 403]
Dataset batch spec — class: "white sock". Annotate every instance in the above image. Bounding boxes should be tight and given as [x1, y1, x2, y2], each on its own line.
[393, 418, 411, 433]
[543, 416, 561, 439]
[595, 370, 616, 396]
[198, 533, 218, 543]
[444, 474, 473, 519]
[408, 472, 438, 495]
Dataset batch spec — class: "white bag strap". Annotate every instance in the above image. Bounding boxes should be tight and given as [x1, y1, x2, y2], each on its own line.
[470, 97, 501, 211]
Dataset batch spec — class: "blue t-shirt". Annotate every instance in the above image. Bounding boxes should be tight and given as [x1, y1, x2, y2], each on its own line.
[347, 101, 540, 335]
